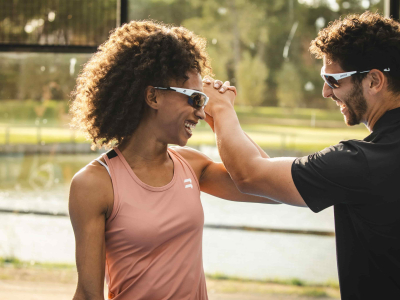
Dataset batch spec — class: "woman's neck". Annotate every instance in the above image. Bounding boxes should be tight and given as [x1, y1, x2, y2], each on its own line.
[118, 121, 170, 168]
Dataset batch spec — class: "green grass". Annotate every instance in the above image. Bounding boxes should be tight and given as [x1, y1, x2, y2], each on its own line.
[0, 256, 22, 266]
[300, 289, 330, 297]
[0, 100, 342, 123]
[0, 258, 338, 297]
[0, 100, 68, 125]
[235, 106, 345, 121]
[0, 256, 76, 270]
[0, 126, 87, 144]
[0, 100, 370, 153]
[0, 258, 338, 291]
[0, 124, 369, 154]
[0, 123, 369, 153]
[205, 272, 339, 289]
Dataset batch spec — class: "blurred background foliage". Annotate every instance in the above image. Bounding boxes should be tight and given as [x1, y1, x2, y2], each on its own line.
[0, 0, 383, 110]
[0, 0, 117, 45]
[129, 0, 383, 108]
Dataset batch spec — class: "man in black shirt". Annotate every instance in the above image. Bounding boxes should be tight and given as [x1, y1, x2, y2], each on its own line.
[202, 12, 400, 299]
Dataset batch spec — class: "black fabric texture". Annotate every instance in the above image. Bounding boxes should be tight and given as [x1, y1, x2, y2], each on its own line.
[291, 107, 400, 300]
[106, 149, 118, 159]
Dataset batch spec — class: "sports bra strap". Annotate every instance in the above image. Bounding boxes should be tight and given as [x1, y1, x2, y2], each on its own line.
[95, 158, 111, 177]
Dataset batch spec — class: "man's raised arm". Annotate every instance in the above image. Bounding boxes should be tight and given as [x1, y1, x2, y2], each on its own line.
[202, 78, 306, 207]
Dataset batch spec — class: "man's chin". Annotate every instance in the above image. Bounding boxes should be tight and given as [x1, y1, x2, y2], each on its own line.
[344, 115, 361, 126]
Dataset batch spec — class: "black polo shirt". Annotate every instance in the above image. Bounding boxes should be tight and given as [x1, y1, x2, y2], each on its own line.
[292, 107, 400, 300]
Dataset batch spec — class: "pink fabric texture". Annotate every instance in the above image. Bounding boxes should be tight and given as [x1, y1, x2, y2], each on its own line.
[103, 147, 208, 300]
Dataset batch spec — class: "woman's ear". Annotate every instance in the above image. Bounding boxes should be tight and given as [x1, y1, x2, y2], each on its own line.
[145, 86, 159, 109]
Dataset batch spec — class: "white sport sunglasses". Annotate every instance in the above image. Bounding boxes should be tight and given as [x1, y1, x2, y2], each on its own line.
[320, 67, 390, 89]
[153, 87, 209, 109]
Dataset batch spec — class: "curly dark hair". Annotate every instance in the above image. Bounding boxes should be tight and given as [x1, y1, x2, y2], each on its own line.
[70, 20, 212, 149]
[309, 11, 400, 94]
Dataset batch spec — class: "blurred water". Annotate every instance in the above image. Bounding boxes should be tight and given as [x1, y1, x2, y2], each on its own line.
[0, 149, 338, 283]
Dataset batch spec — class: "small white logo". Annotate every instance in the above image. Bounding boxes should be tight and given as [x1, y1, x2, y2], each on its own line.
[184, 178, 193, 189]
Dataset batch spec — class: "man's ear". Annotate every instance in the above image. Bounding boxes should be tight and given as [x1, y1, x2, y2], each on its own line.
[367, 69, 385, 94]
[145, 86, 159, 109]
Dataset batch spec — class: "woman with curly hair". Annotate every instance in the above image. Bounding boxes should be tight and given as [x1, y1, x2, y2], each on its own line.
[69, 20, 275, 300]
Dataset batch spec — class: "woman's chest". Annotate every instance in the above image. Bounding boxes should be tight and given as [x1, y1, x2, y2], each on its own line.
[106, 184, 204, 251]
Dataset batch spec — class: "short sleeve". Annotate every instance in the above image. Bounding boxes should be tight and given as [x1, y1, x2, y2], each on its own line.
[291, 140, 371, 213]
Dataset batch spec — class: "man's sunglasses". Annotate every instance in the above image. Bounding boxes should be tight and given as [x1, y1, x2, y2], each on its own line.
[153, 87, 209, 109]
[320, 67, 390, 89]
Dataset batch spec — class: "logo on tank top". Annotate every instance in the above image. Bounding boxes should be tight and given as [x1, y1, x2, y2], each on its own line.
[184, 178, 193, 189]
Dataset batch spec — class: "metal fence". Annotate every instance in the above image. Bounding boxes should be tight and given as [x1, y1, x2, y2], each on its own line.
[0, 0, 124, 53]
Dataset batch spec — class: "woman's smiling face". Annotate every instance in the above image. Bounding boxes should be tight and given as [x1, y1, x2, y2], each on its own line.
[152, 70, 206, 146]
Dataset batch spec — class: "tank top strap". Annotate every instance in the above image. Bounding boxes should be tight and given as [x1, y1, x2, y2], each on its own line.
[95, 158, 110, 176]
[102, 148, 121, 223]
[167, 147, 200, 192]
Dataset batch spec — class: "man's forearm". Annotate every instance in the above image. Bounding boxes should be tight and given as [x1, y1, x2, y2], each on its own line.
[207, 111, 269, 159]
[213, 104, 266, 183]
[244, 132, 269, 158]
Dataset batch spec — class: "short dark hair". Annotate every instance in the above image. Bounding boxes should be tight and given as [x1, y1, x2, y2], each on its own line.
[70, 20, 212, 149]
[310, 11, 400, 94]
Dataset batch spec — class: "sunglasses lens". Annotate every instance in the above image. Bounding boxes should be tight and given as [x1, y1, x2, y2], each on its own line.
[190, 93, 206, 108]
[324, 75, 340, 89]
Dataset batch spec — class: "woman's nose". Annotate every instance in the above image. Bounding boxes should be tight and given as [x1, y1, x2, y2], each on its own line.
[195, 106, 206, 120]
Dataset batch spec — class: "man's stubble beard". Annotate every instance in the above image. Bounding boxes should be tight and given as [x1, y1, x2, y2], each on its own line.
[344, 81, 368, 126]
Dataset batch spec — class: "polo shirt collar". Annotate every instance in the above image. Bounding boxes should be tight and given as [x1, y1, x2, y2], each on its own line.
[371, 106, 400, 133]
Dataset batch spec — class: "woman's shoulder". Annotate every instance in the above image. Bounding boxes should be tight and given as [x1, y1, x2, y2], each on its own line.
[72, 158, 110, 186]
[169, 146, 213, 179]
[69, 158, 113, 217]
[169, 146, 211, 162]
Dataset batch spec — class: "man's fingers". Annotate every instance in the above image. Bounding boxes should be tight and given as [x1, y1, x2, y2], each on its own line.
[204, 77, 236, 96]
[227, 85, 237, 96]
[203, 75, 213, 84]
[219, 81, 231, 93]
[214, 80, 223, 89]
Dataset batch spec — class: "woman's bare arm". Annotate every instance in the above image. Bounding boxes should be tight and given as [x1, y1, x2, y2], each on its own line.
[69, 163, 113, 300]
[174, 147, 279, 204]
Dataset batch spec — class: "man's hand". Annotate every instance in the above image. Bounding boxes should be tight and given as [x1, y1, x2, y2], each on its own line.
[202, 76, 236, 117]
[205, 78, 237, 96]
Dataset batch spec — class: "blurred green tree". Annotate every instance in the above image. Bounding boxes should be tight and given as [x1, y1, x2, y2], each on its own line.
[0, 0, 385, 108]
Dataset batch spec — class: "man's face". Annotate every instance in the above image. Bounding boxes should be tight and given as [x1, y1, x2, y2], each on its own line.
[322, 59, 368, 126]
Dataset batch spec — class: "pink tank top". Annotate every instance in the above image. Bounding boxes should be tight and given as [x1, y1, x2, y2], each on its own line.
[102, 147, 208, 300]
